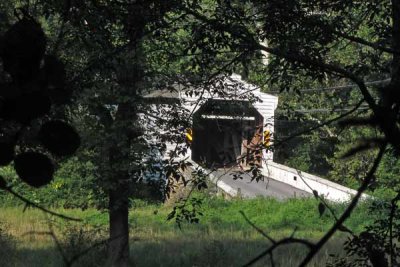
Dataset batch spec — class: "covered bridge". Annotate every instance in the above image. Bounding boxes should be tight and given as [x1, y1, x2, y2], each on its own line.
[144, 74, 278, 168]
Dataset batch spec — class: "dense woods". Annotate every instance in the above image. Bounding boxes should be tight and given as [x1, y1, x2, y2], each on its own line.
[1, 0, 400, 266]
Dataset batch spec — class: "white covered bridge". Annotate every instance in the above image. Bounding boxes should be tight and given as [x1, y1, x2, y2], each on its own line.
[143, 74, 366, 202]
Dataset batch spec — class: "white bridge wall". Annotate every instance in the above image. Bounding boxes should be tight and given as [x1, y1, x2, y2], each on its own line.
[262, 161, 369, 202]
[183, 159, 368, 202]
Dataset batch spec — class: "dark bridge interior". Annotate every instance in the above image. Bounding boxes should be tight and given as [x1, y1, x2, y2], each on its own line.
[191, 99, 263, 168]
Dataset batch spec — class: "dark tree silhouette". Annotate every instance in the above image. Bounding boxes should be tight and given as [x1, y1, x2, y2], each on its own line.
[0, 14, 80, 206]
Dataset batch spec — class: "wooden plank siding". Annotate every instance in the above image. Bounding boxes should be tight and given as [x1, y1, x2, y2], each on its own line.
[180, 74, 278, 166]
[142, 74, 278, 167]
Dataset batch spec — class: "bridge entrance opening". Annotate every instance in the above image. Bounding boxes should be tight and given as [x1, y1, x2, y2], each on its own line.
[191, 99, 263, 168]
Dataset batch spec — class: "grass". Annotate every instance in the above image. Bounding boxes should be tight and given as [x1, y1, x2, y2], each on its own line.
[0, 197, 374, 266]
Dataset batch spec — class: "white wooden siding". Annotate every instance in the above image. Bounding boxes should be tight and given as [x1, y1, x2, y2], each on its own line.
[179, 74, 278, 165]
[143, 74, 278, 166]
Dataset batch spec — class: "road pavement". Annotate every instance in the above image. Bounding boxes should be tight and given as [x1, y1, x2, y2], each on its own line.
[212, 169, 311, 199]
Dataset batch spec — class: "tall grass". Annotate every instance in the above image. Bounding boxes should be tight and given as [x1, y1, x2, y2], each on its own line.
[0, 197, 373, 266]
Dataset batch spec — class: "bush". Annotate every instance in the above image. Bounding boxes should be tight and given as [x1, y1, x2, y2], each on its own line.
[0, 156, 105, 209]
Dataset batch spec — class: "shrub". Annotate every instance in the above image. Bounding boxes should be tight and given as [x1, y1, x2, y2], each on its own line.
[61, 224, 108, 267]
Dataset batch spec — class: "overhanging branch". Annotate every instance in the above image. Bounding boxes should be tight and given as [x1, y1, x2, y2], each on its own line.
[333, 30, 400, 55]
[299, 143, 387, 266]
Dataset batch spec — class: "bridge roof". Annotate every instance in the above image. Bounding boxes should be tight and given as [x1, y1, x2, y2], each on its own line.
[143, 73, 278, 106]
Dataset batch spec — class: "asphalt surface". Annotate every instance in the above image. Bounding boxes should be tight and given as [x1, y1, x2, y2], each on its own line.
[213, 169, 311, 200]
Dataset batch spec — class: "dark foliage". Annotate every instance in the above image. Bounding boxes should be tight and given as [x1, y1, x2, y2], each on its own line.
[2, 18, 46, 83]
[0, 14, 80, 188]
[14, 152, 54, 188]
[38, 120, 80, 157]
[329, 198, 400, 267]
[0, 141, 15, 166]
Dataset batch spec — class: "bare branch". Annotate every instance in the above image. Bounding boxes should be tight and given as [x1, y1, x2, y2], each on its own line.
[274, 99, 365, 147]
[3, 187, 81, 222]
[239, 211, 276, 244]
[243, 236, 314, 267]
[299, 143, 387, 266]
[297, 172, 355, 236]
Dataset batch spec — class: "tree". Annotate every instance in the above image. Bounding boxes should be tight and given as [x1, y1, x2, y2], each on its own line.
[43, 2, 181, 265]
[0, 1, 81, 218]
[42, 1, 261, 265]
[3, 1, 399, 265]
[14, 1, 247, 266]
[175, 0, 400, 265]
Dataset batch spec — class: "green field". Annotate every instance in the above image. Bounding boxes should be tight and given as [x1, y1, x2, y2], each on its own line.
[0, 197, 374, 266]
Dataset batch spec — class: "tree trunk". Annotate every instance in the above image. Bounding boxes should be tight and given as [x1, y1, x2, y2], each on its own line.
[107, 186, 130, 267]
[392, 0, 400, 82]
[106, 101, 137, 266]
[105, 47, 142, 266]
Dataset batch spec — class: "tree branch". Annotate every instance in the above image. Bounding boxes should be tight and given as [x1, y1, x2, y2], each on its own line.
[2, 186, 81, 222]
[299, 143, 387, 266]
[333, 30, 400, 55]
[183, 6, 379, 115]
[243, 236, 314, 267]
[232, 193, 318, 266]
[239, 211, 277, 244]
[274, 99, 365, 147]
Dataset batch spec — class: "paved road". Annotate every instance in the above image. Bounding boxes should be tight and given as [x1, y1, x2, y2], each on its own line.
[212, 169, 311, 199]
